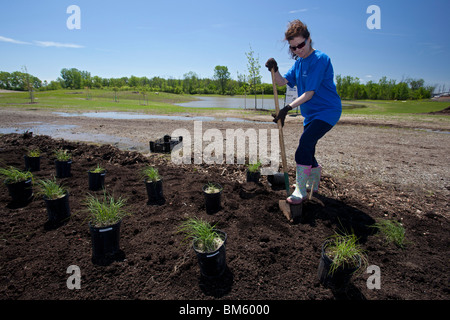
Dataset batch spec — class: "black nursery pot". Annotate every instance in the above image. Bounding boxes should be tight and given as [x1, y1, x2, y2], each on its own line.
[24, 155, 41, 172]
[88, 170, 106, 191]
[194, 230, 227, 278]
[145, 179, 165, 205]
[267, 173, 285, 190]
[246, 170, 261, 183]
[44, 193, 71, 225]
[55, 160, 72, 178]
[89, 220, 122, 265]
[202, 184, 222, 214]
[317, 241, 361, 290]
[5, 178, 33, 203]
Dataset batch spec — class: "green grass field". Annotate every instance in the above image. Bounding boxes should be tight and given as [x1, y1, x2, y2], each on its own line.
[0, 89, 448, 119]
[341, 99, 448, 115]
[0, 89, 209, 114]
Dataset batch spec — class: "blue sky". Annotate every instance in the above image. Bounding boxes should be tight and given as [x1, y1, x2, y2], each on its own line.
[1, 0, 449, 91]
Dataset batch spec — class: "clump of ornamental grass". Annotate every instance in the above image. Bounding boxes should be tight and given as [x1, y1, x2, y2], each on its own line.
[54, 149, 71, 161]
[37, 177, 67, 200]
[372, 219, 406, 248]
[178, 217, 224, 253]
[246, 161, 262, 173]
[203, 182, 222, 194]
[27, 148, 41, 157]
[89, 164, 105, 173]
[85, 192, 131, 228]
[0, 166, 33, 184]
[325, 232, 368, 275]
[141, 166, 161, 182]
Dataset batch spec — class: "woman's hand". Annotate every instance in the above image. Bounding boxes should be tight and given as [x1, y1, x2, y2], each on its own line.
[265, 58, 278, 72]
[273, 105, 293, 127]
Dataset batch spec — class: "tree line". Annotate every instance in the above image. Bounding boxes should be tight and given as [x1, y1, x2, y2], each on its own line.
[1, 68, 435, 100]
[336, 75, 435, 100]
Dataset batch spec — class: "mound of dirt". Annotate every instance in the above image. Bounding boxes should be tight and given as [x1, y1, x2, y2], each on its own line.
[427, 106, 450, 115]
[0, 133, 448, 301]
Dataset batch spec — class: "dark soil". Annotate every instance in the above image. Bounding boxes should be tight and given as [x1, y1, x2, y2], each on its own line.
[0, 133, 448, 300]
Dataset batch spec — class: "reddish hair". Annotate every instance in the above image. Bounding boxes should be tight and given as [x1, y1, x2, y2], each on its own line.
[285, 20, 311, 59]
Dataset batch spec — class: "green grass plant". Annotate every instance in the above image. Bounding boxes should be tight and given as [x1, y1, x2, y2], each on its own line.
[141, 166, 161, 182]
[203, 182, 222, 194]
[89, 164, 105, 173]
[37, 177, 67, 200]
[247, 161, 262, 173]
[85, 192, 131, 228]
[372, 219, 406, 248]
[178, 217, 223, 253]
[27, 148, 41, 157]
[54, 149, 71, 161]
[325, 232, 368, 275]
[0, 166, 33, 184]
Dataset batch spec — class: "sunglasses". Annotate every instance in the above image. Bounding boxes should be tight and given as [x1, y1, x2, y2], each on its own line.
[289, 38, 308, 51]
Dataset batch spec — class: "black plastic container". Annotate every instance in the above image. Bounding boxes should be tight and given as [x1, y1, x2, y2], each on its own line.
[318, 240, 361, 290]
[88, 170, 106, 191]
[194, 230, 227, 278]
[44, 193, 71, 227]
[246, 170, 261, 183]
[267, 173, 285, 190]
[24, 155, 41, 172]
[203, 183, 222, 214]
[89, 220, 122, 265]
[145, 179, 165, 205]
[55, 160, 72, 178]
[5, 178, 33, 204]
[149, 135, 183, 153]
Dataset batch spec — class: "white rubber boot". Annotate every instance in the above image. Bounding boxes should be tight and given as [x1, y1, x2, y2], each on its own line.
[306, 165, 321, 192]
[287, 164, 312, 204]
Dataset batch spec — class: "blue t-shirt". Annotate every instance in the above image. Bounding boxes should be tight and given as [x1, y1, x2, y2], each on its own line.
[284, 50, 342, 126]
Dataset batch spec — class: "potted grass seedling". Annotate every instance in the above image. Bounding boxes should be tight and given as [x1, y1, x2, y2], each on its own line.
[246, 161, 262, 183]
[88, 164, 106, 191]
[85, 192, 131, 265]
[202, 182, 223, 214]
[178, 217, 227, 278]
[0, 166, 33, 204]
[54, 149, 72, 178]
[318, 231, 368, 290]
[37, 177, 70, 228]
[24, 148, 41, 172]
[372, 219, 407, 249]
[141, 166, 165, 205]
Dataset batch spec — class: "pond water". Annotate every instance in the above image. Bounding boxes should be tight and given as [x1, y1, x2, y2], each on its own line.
[176, 96, 285, 109]
[175, 96, 367, 111]
[52, 112, 273, 124]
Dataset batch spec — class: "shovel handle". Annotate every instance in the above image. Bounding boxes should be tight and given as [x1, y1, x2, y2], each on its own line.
[270, 68, 290, 196]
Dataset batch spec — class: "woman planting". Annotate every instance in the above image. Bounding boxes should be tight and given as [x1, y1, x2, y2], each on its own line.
[266, 19, 342, 204]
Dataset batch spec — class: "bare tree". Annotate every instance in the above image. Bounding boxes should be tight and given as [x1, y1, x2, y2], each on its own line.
[245, 45, 262, 109]
[22, 66, 35, 104]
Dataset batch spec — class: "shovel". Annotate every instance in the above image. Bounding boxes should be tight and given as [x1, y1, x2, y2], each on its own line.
[270, 68, 290, 196]
[270, 69, 303, 223]
[270, 69, 292, 218]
